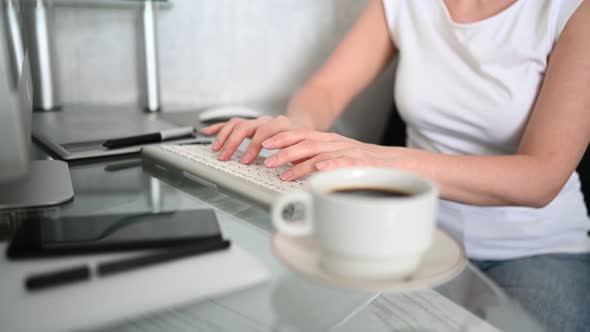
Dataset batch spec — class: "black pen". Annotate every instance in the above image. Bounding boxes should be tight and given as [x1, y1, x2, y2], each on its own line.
[25, 266, 91, 291]
[25, 239, 231, 292]
[103, 127, 195, 149]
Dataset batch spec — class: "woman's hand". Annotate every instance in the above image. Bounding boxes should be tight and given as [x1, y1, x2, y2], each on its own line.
[200, 115, 301, 164]
[261, 128, 401, 181]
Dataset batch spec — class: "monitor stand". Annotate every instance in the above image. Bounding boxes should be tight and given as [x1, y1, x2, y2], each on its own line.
[0, 160, 74, 210]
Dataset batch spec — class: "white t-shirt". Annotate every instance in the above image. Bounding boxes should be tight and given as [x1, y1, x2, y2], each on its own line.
[382, 0, 590, 259]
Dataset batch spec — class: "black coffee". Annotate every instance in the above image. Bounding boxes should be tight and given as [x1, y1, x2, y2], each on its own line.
[329, 187, 414, 198]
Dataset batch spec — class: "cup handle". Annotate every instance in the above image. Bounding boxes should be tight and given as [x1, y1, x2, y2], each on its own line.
[271, 191, 313, 237]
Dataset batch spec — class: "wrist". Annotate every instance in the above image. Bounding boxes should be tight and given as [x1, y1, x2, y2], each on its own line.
[380, 146, 421, 173]
[286, 113, 317, 130]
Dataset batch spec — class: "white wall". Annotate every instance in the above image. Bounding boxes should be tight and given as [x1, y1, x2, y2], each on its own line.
[51, 0, 394, 142]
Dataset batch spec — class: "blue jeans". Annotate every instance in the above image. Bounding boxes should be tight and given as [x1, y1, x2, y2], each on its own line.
[472, 253, 590, 332]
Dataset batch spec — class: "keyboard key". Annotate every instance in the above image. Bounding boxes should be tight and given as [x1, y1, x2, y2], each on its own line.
[161, 144, 307, 194]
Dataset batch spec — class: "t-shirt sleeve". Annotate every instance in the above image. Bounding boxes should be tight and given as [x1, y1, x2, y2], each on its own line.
[554, 0, 584, 41]
[381, 0, 401, 46]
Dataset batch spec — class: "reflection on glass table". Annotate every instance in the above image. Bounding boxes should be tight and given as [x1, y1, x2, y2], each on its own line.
[0, 146, 547, 332]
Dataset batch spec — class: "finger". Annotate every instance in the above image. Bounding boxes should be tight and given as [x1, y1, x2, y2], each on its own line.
[279, 152, 341, 181]
[262, 129, 338, 150]
[217, 123, 257, 161]
[261, 128, 312, 150]
[211, 119, 239, 151]
[218, 117, 270, 161]
[289, 143, 361, 165]
[291, 157, 311, 165]
[200, 122, 227, 136]
[241, 116, 293, 164]
[265, 139, 343, 168]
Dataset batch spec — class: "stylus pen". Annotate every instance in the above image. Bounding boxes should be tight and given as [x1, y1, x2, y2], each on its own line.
[103, 127, 195, 149]
[25, 240, 231, 292]
[97, 240, 231, 276]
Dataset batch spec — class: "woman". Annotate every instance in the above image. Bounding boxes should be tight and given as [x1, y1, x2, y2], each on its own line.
[203, 1, 590, 330]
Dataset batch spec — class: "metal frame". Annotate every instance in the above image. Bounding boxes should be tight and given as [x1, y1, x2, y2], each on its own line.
[31, 0, 59, 111]
[25, 0, 170, 112]
[142, 0, 160, 112]
[3, 0, 24, 86]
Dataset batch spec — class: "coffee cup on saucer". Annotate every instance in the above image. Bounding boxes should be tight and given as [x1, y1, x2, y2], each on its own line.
[271, 168, 439, 280]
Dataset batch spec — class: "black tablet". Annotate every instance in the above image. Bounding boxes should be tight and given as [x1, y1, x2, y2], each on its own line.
[6, 209, 224, 259]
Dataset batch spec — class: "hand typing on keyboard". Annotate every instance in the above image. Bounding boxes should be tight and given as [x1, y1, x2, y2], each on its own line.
[161, 144, 308, 195]
[201, 115, 299, 163]
[201, 115, 395, 182]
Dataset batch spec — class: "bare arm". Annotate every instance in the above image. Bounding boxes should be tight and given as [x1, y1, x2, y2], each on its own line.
[386, 0, 590, 207]
[264, 1, 590, 208]
[201, 0, 396, 162]
[288, 0, 396, 130]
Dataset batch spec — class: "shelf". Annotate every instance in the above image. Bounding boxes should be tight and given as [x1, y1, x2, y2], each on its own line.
[52, 0, 172, 10]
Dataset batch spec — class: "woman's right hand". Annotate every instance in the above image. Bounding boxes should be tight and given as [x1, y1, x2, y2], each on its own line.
[200, 115, 300, 164]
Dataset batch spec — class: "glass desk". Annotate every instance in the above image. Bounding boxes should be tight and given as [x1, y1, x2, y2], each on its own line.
[0, 145, 544, 332]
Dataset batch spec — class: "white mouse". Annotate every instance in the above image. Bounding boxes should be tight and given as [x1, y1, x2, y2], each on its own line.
[199, 105, 262, 124]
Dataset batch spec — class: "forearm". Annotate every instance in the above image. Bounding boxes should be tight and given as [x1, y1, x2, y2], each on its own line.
[287, 0, 396, 132]
[286, 83, 346, 131]
[271, 0, 589, 208]
[404, 2, 590, 208]
[394, 149, 568, 208]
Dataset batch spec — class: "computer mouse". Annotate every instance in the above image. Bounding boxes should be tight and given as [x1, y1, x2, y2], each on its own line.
[199, 105, 262, 124]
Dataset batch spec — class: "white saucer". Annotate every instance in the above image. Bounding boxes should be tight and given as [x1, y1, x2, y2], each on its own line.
[272, 229, 466, 292]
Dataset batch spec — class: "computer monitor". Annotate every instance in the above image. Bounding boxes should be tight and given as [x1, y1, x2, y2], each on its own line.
[0, 0, 73, 210]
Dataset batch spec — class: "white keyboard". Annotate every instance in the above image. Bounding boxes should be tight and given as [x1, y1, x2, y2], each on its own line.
[142, 144, 307, 205]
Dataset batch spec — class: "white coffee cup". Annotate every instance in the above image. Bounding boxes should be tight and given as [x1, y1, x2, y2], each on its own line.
[272, 168, 438, 280]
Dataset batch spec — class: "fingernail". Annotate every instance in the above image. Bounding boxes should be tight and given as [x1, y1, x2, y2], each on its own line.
[262, 139, 274, 148]
[240, 152, 253, 164]
[281, 170, 293, 181]
[316, 162, 327, 170]
[217, 151, 228, 160]
[212, 142, 221, 151]
[265, 156, 277, 167]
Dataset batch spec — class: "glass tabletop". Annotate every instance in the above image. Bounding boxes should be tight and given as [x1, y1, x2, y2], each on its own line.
[0, 144, 545, 332]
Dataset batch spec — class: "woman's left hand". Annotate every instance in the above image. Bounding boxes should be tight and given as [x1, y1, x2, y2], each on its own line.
[261, 128, 401, 181]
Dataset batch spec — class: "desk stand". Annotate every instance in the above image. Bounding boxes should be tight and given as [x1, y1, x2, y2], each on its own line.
[0, 160, 74, 210]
